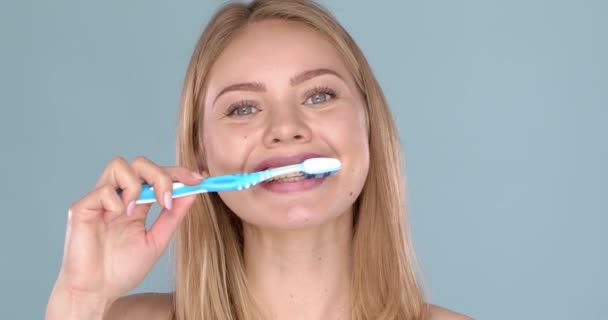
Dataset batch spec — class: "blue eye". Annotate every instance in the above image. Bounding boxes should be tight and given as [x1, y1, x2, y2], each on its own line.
[304, 87, 337, 105]
[225, 101, 260, 117]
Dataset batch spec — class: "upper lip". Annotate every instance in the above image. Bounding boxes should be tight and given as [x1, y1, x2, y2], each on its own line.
[253, 152, 325, 172]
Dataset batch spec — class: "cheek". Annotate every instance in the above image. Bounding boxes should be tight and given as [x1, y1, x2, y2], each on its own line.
[203, 124, 256, 175]
[328, 102, 370, 184]
[323, 103, 369, 152]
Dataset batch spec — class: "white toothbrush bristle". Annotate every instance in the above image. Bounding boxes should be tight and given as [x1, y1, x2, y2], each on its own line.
[302, 158, 341, 174]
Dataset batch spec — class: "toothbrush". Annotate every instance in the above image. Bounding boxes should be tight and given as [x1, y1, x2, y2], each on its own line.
[135, 157, 342, 204]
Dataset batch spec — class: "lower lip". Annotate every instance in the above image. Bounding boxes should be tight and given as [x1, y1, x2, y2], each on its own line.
[259, 176, 327, 193]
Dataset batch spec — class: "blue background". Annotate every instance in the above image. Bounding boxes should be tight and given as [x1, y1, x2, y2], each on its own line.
[1, 1, 606, 319]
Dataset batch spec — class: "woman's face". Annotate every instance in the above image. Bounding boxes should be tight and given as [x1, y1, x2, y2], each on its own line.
[202, 20, 369, 230]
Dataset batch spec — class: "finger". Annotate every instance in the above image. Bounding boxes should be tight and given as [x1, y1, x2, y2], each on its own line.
[69, 184, 126, 224]
[146, 195, 197, 256]
[164, 166, 207, 185]
[95, 156, 142, 212]
[131, 157, 205, 210]
[127, 167, 204, 221]
[128, 202, 153, 220]
[131, 156, 177, 210]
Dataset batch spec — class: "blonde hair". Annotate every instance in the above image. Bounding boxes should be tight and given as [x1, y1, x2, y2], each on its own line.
[173, 0, 426, 319]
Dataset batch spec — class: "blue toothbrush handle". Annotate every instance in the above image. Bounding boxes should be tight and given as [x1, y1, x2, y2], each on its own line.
[197, 172, 261, 191]
[135, 172, 263, 204]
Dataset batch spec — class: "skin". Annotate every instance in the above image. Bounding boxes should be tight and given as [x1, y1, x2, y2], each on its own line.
[46, 20, 471, 320]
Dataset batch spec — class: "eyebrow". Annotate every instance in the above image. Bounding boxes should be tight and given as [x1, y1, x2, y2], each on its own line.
[212, 68, 345, 107]
[290, 68, 345, 86]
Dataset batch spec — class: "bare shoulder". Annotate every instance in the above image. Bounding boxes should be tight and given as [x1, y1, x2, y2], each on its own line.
[104, 292, 174, 320]
[426, 304, 473, 320]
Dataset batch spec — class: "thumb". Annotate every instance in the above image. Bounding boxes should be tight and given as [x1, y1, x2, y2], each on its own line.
[145, 194, 197, 255]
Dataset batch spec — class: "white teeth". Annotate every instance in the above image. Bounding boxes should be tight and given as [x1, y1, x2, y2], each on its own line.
[269, 177, 306, 183]
[268, 173, 306, 183]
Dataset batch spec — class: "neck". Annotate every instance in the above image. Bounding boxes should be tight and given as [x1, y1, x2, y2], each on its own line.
[243, 211, 353, 320]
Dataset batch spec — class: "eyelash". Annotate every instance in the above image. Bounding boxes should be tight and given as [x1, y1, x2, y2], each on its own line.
[306, 87, 337, 103]
[224, 99, 258, 117]
[223, 86, 338, 117]
[307, 86, 337, 100]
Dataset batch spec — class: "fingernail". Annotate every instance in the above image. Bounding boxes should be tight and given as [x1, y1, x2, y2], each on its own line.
[127, 201, 136, 216]
[191, 171, 204, 179]
[164, 191, 173, 211]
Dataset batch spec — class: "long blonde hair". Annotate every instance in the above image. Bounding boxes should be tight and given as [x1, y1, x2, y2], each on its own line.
[173, 1, 426, 319]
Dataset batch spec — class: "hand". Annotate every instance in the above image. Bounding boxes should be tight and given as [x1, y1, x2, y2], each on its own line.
[48, 156, 204, 316]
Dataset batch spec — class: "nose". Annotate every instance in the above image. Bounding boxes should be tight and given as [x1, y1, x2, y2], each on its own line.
[262, 104, 312, 148]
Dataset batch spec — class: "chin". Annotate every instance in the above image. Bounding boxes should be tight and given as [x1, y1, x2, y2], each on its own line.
[239, 203, 353, 231]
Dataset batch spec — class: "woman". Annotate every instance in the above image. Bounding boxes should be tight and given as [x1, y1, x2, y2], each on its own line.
[46, 1, 471, 319]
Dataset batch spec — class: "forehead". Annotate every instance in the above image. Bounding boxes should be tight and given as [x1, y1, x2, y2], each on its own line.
[206, 20, 350, 92]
